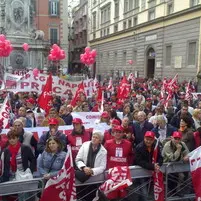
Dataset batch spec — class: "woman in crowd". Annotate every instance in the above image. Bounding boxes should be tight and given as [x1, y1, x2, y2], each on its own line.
[179, 115, 195, 152]
[37, 136, 66, 180]
[75, 131, 107, 183]
[1, 130, 36, 182]
[122, 105, 133, 124]
[192, 109, 201, 130]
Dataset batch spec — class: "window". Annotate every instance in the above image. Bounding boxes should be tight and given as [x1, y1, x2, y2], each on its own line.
[148, 9, 155, 21]
[107, 27, 110, 35]
[114, 24, 118, 32]
[114, 51, 117, 67]
[134, 0, 139, 8]
[92, 12, 96, 30]
[100, 30, 103, 37]
[133, 50, 137, 64]
[93, 33, 96, 40]
[129, 0, 134, 9]
[49, 1, 59, 16]
[101, 5, 111, 23]
[104, 29, 106, 36]
[141, 0, 146, 10]
[167, 3, 173, 15]
[165, 45, 172, 66]
[114, 0, 119, 18]
[50, 28, 58, 44]
[128, 19, 132, 28]
[133, 16, 138, 26]
[190, 0, 199, 7]
[123, 51, 127, 65]
[123, 21, 127, 29]
[188, 42, 196, 65]
[124, 0, 129, 12]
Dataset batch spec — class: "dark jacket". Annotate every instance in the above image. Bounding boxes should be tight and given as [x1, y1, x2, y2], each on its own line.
[37, 131, 68, 154]
[170, 111, 194, 129]
[152, 124, 177, 138]
[133, 121, 154, 146]
[60, 113, 73, 125]
[135, 141, 163, 170]
[1, 144, 36, 182]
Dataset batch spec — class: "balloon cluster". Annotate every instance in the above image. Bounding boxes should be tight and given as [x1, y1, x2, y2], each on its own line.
[48, 44, 66, 61]
[80, 47, 97, 66]
[0, 34, 13, 57]
[22, 43, 29, 52]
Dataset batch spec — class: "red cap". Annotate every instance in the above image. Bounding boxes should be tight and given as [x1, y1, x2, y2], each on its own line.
[113, 125, 123, 132]
[111, 119, 120, 126]
[172, 131, 182, 139]
[146, 98, 152, 101]
[48, 118, 59, 125]
[72, 118, 83, 124]
[26, 98, 35, 105]
[144, 131, 155, 139]
[101, 111, 109, 118]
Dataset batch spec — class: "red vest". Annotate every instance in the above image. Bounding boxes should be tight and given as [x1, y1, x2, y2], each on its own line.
[68, 130, 91, 160]
[104, 139, 133, 169]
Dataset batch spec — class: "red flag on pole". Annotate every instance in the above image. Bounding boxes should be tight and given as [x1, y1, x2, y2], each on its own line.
[40, 146, 77, 201]
[107, 77, 114, 92]
[152, 139, 164, 201]
[70, 82, 85, 107]
[38, 73, 53, 113]
[0, 95, 10, 129]
[185, 80, 192, 101]
[117, 76, 130, 99]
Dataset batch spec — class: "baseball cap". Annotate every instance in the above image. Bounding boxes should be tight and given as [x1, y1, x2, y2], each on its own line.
[101, 111, 109, 118]
[113, 125, 123, 132]
[172, 131, 182, 139]
[144, 131, 155, 139]
[111, 119, 121, 126]
[72, 118, 83, 124]
[26, 98, 35, 105]
[48, 118, 59, 125]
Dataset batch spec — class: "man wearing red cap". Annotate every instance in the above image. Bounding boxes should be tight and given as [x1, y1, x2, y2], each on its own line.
[162, 131, 189, 195]
[37, 118, 68, 154]
[104, 125, 134, 169]
[135, 131, 163, 171]
[121, 117, 135, 143]
[103, 119, 121, 142]
[68, 118, 91, 161]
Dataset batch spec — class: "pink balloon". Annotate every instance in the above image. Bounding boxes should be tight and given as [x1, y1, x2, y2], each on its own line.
[91, 49, 97, 58]
[128, 60, 133, 65]
[0, 34, 6, 42]
[85, 47, 91, 53]
[23, 43, 29, 51]
[33, 68, 39, 76]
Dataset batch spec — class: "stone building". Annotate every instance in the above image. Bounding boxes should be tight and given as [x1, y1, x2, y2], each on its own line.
[88, 0, 201, 81]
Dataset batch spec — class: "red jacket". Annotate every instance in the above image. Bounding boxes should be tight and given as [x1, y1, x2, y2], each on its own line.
[104, 139, 134, 169]
[104, 129, 114, 142]
[68, 127, 91, 160]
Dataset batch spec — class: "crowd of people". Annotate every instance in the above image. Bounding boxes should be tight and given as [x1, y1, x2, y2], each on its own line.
[0, 77, 201, 201]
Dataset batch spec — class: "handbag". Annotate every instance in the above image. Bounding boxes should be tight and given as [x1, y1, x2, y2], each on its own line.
[15, 168, 33, 181]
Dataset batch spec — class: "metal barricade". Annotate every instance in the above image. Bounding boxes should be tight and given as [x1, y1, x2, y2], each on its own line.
[0, 163, 196, 201]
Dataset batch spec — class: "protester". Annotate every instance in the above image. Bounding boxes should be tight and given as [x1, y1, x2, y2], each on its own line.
[37, 136, 66, 179]
[68, 118, 91, 160]
[59, 105, 73, 125]
[37, 118, 68, 154]
[133, 111, 154, 146]
[41, 108, 65, 126]
[75, 131, 107, 182]
[1, 130, 36, 182]
[17, 107, 33, 127]
[192, 109, 201, 129]
[104, 125, 133, 169]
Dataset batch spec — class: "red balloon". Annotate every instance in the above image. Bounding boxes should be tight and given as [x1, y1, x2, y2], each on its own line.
[0, 34, 6, 42]
[22, 43, 29, 51]
[91, 49, 97, 58]
[128, 60, 133, 65]
[85, 47, 91, 53]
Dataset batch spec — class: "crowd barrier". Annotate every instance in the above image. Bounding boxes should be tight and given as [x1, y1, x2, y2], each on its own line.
[0, 162, 195, 201]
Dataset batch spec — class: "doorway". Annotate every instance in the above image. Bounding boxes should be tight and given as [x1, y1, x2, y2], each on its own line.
[146, 48, 155, 78]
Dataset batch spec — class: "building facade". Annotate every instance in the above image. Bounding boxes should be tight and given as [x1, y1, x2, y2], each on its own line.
[36, 0, 68, 73]
[88, 0, 201, 81]
[68, 0, 88, 74]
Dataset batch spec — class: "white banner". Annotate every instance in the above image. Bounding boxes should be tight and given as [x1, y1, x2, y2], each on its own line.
[0, 72, 94, 98]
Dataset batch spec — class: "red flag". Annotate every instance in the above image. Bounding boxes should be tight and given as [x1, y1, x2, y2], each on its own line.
[0, 95, 10, 129]
[71, 82, 85, 107]
[38, 74, 53, 113]
[152, 139, 164, 201]
[40, 146, 77, 201]
[185, 80, 192, 101]
[189, 146, 201, 201]
[160, 78, 167, 100]
[96, 87, 103, 102]
[93, 166, 132, 201]
[107, 77, 114, 92]
[117, 76, 130, 99]
[93, 77, 99, 92]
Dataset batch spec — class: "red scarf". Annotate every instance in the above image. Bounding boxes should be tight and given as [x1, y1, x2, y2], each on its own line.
[8, 142, 21, 172]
